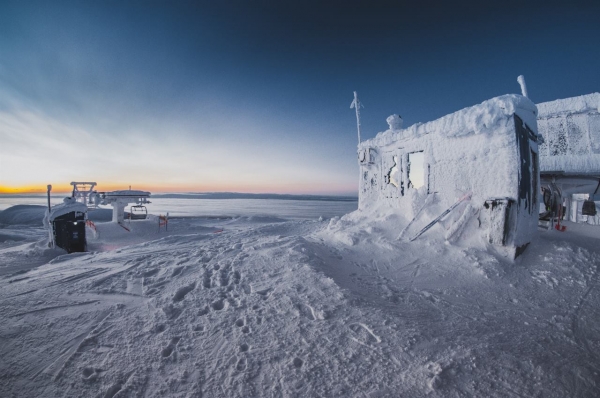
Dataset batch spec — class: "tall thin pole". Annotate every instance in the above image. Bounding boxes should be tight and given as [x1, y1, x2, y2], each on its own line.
[47, 184, 52, 211]
[350, 91, 363, 145]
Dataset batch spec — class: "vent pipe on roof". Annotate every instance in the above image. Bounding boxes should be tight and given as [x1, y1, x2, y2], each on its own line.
[517, 75, 528, 98]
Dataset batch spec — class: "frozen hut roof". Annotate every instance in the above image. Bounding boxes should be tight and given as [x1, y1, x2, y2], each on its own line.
[537, 92, 600, 118]
[360, 94, 538, 148]
[45, 197, 88, 223]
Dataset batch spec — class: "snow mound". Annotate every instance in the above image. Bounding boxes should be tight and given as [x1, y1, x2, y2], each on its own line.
[0, 205, 47, 226]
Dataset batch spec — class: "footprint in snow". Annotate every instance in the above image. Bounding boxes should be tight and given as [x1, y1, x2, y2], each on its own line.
[198, 306, 209, 316]
[81, 367, 100, 381]
[202, 270, 213, 288]
[219, 269, 230, 286]
[236, 357, 247, 371]
[173, 282, 196, 302]
[255, 288, 272, 300]
[211, 299, 227, 311]
[171, 266, 184, 277]
[233, 270, 241, 285]
[241, 284, 252, 295]
[154, 324, 167, 334]
[161, 337, 181, 358]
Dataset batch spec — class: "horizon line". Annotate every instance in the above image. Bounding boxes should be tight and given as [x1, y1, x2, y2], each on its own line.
[0, 190, 359, 198]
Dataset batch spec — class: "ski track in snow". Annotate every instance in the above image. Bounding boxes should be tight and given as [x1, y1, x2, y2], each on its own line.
[0, 216, 599, 397]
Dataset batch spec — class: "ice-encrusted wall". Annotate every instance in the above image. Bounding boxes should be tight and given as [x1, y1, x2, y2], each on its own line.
[537, 93, 600, 175]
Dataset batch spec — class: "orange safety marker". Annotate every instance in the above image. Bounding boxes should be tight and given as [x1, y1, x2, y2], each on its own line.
[85, 220, 97, 232]
[158, 214, 168, 232]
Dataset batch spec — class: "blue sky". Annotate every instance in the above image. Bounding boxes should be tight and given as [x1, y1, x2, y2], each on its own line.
[1, 0, 599, 194]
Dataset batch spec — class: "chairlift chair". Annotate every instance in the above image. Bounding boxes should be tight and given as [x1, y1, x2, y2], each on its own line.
[129, 204, 148, 220]
[582, 180, 600, 217]
[582, 200, 597, 216]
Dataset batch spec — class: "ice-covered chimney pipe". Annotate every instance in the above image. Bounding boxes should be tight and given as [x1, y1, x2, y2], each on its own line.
[517, 75, 528, 98]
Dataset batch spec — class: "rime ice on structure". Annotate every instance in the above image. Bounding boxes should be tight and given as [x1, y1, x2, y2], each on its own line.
[357, 94, 541, 258]
[536, 92, 600, 223]
[537, 93, 600, 176]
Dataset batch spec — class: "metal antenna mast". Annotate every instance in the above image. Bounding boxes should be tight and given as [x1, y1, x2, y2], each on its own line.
[350, 91, 364, 144]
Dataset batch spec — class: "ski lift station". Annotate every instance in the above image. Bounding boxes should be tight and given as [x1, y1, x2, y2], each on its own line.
[66, 182, 151, 223]
[356, 82, 600, 258]
[44, 182, 153, 253]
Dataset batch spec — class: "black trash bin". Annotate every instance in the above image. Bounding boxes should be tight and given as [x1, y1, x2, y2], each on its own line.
[52, 211, 87, 253]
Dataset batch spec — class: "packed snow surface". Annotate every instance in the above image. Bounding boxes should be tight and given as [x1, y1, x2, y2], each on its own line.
[1, 203, 600, 397]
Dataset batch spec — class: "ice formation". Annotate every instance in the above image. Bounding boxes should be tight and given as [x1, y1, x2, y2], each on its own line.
[536, 93, 600, 224]
[357, 94, 540, 257]
[537, 92, 600, 177]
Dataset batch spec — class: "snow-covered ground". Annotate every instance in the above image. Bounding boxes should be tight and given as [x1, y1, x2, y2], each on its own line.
[1, 204, 599, 397]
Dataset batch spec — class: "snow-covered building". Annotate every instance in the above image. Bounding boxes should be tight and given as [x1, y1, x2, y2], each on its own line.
[358, 95, 541, 258]
[536, 93, 600, 223]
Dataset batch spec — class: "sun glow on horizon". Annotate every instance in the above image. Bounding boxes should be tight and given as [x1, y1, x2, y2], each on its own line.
[0, 182, 358, 196]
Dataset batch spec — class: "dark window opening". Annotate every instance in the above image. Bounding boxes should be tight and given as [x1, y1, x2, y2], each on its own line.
[387, 156, 400, 188]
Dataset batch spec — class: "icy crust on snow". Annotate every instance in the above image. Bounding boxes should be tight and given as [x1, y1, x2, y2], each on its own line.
[537, 92, 600, 117]
[362, 94, 538, 147]
[44, 197, 88, 223]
